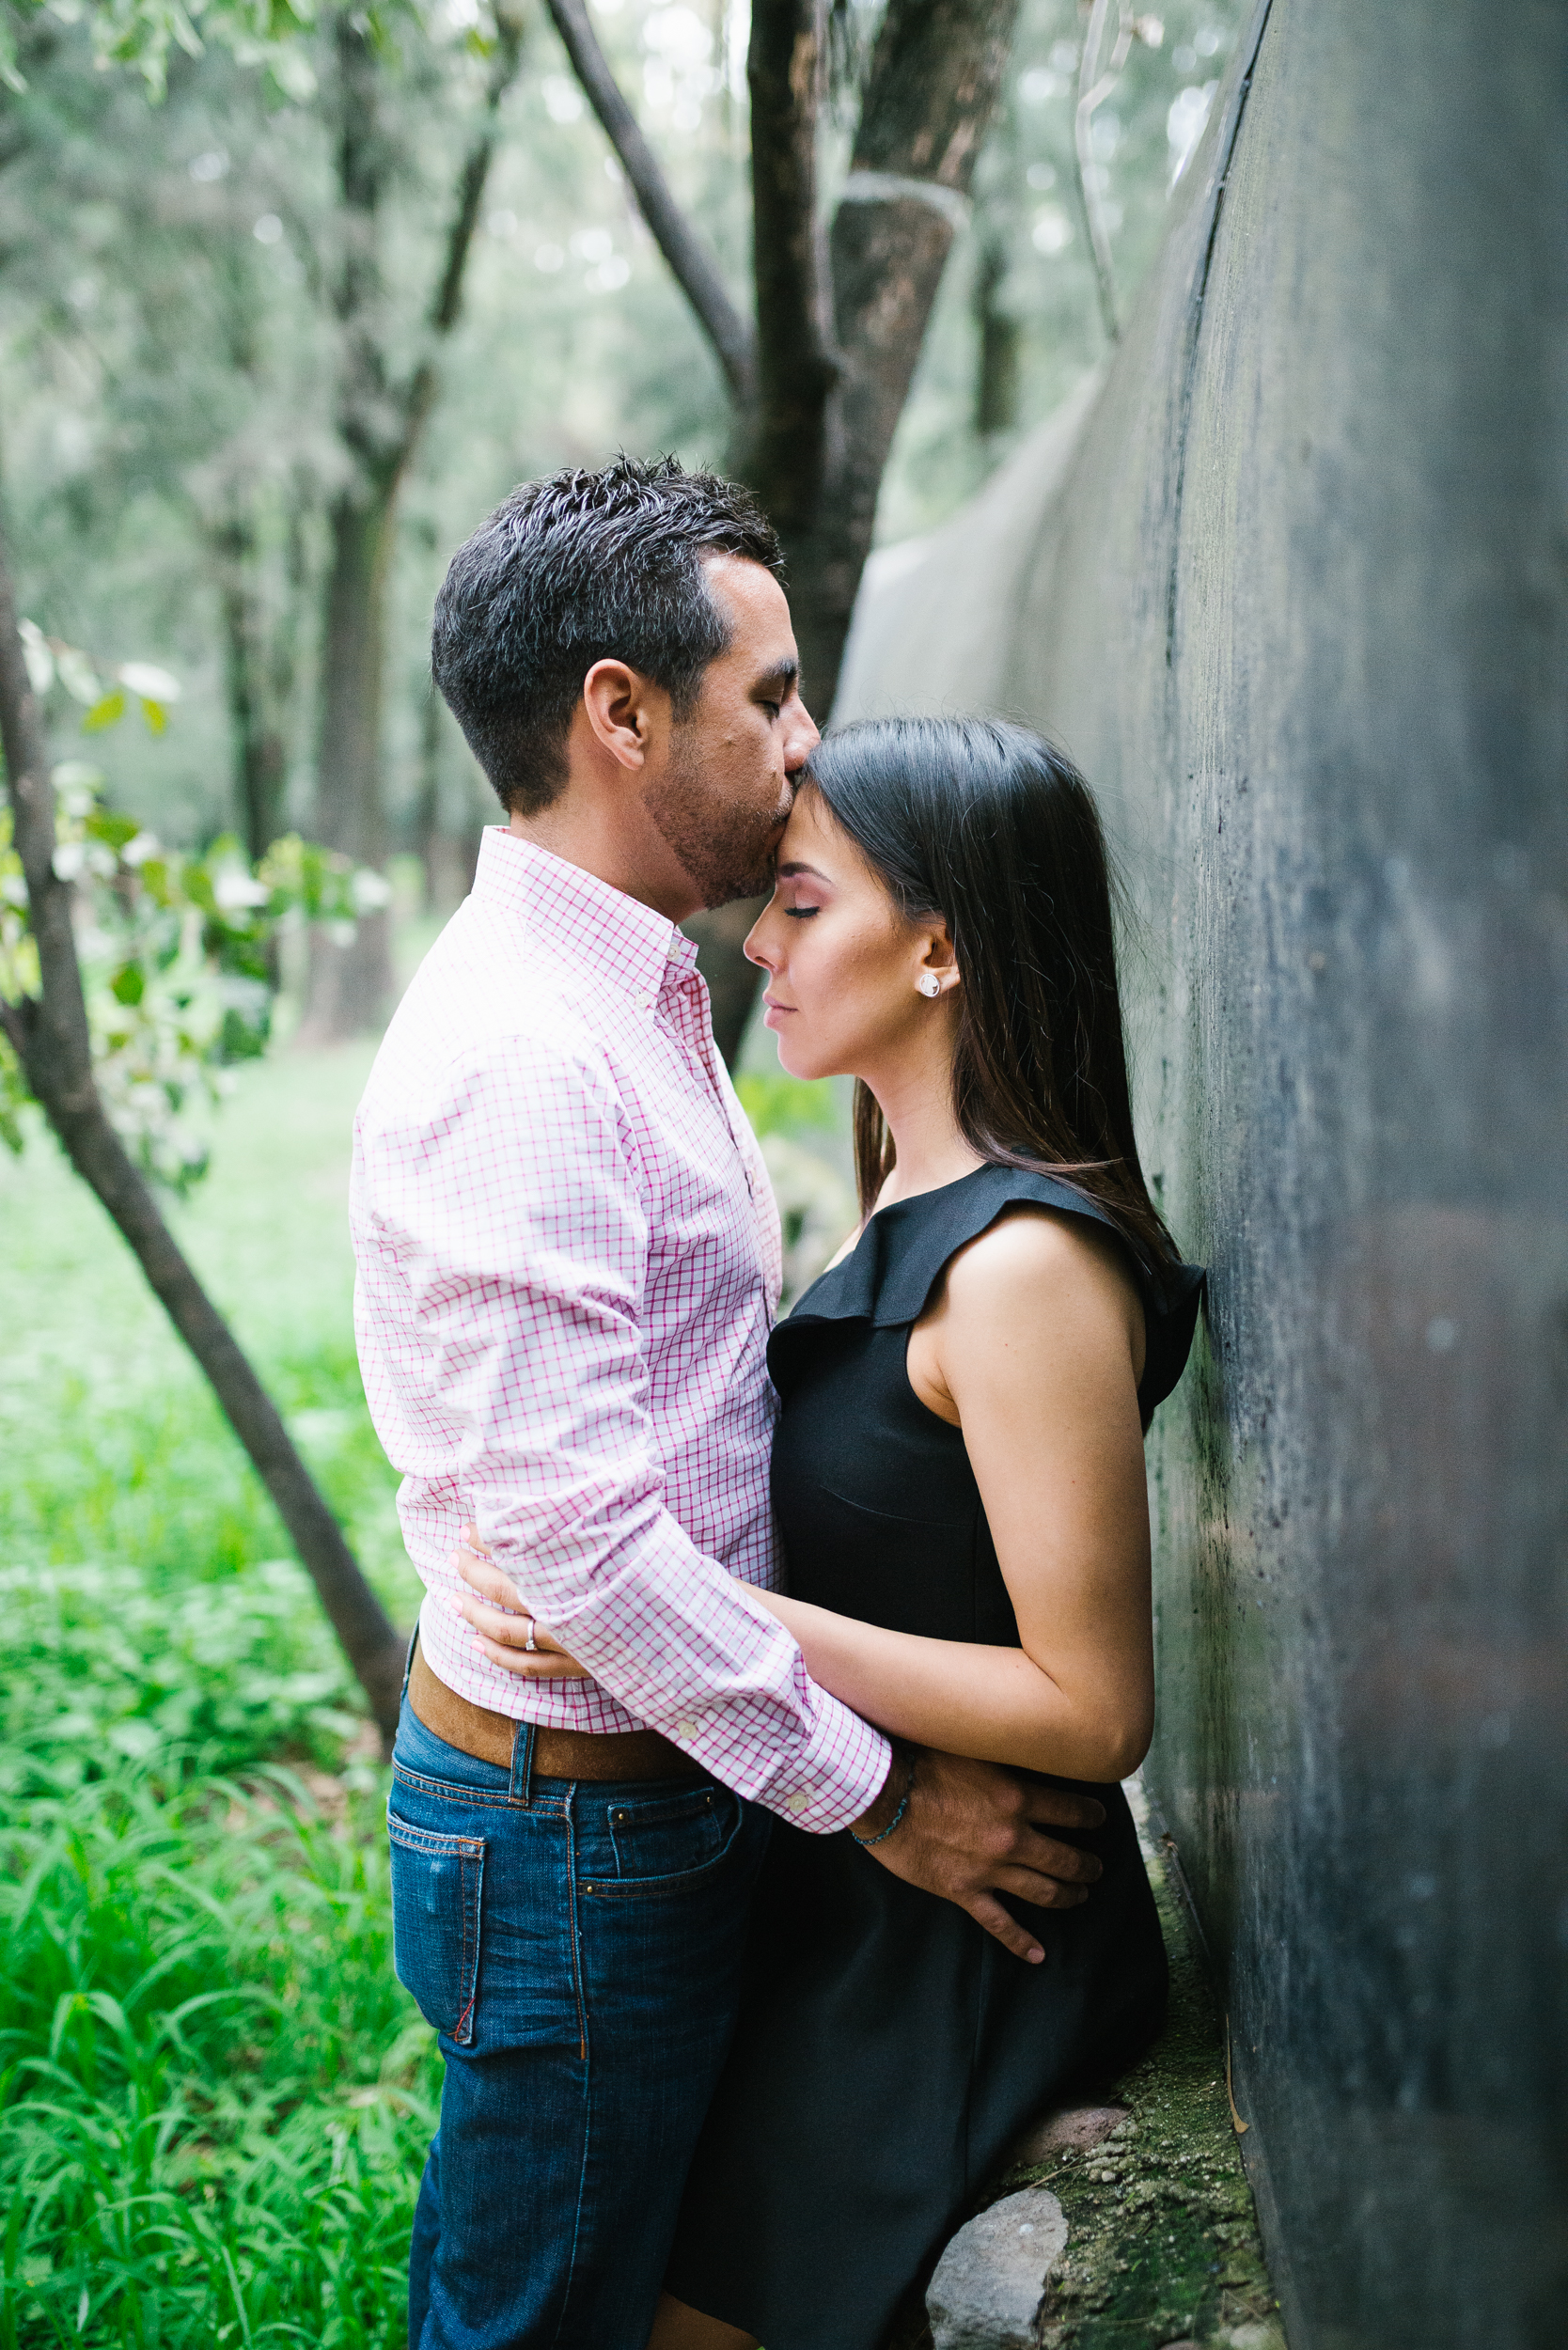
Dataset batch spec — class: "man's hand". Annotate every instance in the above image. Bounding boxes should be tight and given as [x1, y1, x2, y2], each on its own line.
[852, 1746, 1105, 1964]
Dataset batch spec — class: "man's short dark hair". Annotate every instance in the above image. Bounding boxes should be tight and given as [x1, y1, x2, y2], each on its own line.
[431, 455, 785, 815]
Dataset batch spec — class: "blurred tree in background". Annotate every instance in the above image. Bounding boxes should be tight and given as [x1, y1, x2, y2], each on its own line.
[0, 0, 1241, 1041]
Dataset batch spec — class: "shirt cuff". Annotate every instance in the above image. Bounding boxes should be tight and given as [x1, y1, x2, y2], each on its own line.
[749, 1693, 891, 1836]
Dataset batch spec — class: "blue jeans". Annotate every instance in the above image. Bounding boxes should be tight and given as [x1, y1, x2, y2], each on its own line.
[388, 1696, 771, 2349]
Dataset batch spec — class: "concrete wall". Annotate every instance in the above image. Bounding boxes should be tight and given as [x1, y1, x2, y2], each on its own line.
[834, 6, 1568, 2343]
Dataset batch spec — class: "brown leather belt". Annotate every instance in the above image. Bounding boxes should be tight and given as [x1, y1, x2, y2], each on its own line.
[407, 1641, 702, 1783]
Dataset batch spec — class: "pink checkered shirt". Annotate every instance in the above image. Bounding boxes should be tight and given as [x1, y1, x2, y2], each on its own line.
[352, 827, 889, 1831]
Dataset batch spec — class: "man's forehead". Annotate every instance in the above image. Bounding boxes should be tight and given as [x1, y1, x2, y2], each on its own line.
[702, 556, 796, 677]
[703, 549, 789, 618]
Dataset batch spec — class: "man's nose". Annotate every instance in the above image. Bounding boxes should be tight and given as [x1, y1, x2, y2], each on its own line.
[784, 697, 822, 770]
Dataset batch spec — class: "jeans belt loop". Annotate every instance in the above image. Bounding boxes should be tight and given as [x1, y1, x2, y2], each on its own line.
[510, 1717, 536, 1808]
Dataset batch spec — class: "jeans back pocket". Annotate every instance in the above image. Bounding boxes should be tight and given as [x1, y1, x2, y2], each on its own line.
[388, 1810, 485, 2044]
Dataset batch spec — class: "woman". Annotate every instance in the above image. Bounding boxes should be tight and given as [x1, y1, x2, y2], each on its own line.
[452, 718, 1203, 2350]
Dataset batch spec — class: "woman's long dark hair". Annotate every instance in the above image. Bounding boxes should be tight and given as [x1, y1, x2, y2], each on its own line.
[804, 715, 1179, 1280]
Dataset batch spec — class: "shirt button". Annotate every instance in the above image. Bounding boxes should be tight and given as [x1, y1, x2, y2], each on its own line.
[786, 1791, 809, 1815]
[678, 1718, 698, 1739]
[637, 991, 655, 1010]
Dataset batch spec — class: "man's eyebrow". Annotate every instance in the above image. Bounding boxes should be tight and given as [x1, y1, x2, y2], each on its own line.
[777, 860, 831, 882]
[754, 658, 799, 695]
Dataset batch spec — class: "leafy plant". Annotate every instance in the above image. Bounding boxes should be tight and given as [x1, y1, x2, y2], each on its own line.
[0, 0, 324, 101]
[0, 1556, 365, 1783]
[0, 630, 390, 1185]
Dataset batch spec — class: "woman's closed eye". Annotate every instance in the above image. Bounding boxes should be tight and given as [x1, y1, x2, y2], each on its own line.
[784, 903, 820, 920]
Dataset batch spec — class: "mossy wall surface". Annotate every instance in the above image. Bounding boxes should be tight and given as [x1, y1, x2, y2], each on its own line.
[1010, 1850, 1281, 2350]
[836, 5, 1568, 2342]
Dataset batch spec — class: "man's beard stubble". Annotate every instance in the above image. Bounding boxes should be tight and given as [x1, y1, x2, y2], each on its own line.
[645, 728, 792, 911]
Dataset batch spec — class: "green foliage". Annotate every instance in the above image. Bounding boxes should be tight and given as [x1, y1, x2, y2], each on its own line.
[0, 1328, 407, 1592]
[734, 1069, 839, 1140]
[1, 638, 391, 1188]
[0, 0, 323, 102]
[0, 1557, 364, 1782]
[0, 0, 1248, 865]
[0, 1039, 414, 1600]
[0, 1712, 432, 2343]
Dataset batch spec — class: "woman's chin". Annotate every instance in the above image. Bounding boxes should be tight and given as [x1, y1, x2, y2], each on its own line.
[773, 1038, 818, 1082]
[764, 1015, 841, 1085]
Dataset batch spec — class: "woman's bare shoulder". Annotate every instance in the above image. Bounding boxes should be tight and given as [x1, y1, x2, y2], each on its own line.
[946, 1200, 1135, 1296]
[937, 1202, 1146, 1369]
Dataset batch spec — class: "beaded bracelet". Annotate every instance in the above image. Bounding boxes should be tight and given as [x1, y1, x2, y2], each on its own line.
[850, 1754, 917, 1848]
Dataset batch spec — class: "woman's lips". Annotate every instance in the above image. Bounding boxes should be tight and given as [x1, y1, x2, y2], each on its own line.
[761, 995, 796, 1028]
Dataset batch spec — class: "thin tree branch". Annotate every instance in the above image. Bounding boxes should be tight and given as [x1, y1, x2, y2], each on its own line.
[384, 4, 527, 491]
[543, 0, 756, 405]
[0, 522, 408, 1741]
[430, 5, 526, 339]
[1074, 0, 1133, 346]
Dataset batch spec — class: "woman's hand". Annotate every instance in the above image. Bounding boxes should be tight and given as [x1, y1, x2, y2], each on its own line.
[446, 1526, 591, 1680]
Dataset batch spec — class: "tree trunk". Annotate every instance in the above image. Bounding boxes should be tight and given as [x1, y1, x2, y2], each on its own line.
[304, 480, 398, 1035]
[214, 496, 292, 865]
[690, 0, 1022, 1057]
[738, 0, 834, 522]
[490, 0, 1022, 1057]
[778, 0, 1021, 709]
[305, 2, 524, 1039]
[0, 522, 408, 1745]
[975, 235, 1021, 438]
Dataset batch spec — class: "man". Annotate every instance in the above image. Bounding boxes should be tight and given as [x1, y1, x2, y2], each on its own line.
[351, 456, 1103, 2349]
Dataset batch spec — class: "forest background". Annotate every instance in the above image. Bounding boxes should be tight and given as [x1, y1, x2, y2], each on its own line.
[8, 0, 1233, 915]
[0, 0, 1239, 2340]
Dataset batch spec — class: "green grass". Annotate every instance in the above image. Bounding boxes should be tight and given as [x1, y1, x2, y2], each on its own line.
[0, 1044, 432, 2345]
[0, 1044, 416, 1607]
[0, 1742, 436, 2347]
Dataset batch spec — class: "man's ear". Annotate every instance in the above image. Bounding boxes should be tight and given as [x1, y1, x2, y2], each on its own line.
[582, 658, 663, 772]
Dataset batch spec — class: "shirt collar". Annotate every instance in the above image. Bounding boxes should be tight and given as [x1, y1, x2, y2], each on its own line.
[472, 825, 701, 1004]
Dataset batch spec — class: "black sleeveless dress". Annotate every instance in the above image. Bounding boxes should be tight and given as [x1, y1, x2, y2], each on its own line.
[664, 1166, 1204, 2350]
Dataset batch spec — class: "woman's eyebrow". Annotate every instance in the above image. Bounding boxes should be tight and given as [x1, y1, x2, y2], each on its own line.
[777, 861, 832, 882]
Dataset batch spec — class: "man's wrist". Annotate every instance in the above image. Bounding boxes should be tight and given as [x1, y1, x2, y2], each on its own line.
[849, 1740, 916, 1844]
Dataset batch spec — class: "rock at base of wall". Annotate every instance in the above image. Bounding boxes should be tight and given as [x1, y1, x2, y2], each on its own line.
[1009, 2104, 1129, 2167]
[926, 2186, 1068, 2349]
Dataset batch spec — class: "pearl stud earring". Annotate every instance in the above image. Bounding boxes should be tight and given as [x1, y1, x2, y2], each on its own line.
[917, 973, 941, 998]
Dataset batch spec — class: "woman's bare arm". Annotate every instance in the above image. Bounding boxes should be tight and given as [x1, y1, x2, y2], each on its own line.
[453, 1207, 1153, 1784]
